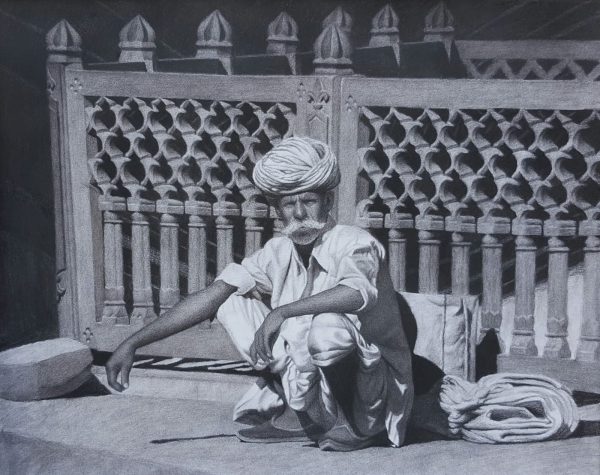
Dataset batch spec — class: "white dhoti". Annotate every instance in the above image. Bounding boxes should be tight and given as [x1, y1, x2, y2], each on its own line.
[217, 294, 389, 439]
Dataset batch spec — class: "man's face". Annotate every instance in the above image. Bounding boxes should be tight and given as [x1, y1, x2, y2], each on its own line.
[276, 191, 332, 245]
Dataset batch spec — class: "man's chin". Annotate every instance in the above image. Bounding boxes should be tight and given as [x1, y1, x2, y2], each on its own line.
[288, 231, 320, 245]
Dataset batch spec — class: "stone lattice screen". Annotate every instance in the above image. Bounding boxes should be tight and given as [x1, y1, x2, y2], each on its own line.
[85, 96, 296, 322]
[337, 78, 600, 390]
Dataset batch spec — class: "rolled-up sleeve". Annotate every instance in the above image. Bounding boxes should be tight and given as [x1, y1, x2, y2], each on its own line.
[215, 245, 273, 296]
[335, 240, 384, 312]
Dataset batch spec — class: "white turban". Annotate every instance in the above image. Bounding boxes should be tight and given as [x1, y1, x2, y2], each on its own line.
[253, 137, 341, 196]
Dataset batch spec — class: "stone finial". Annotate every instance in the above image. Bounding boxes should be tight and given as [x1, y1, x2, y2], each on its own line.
[119, 15, 156, 64]
[369, 3, 400, 60]
[46, 19, 82, 64]
[313, 23, 353, 75]
[424, 1, 455, 53]
[267, 12, 299, 54]
[322, 6, 353, 34]
[195, 10, 233, 73]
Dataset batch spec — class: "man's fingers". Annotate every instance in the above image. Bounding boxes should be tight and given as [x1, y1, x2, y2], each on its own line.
[106, 364, 124, 392]
[249, 341, 258, 365]
[121, 363, 131, 389]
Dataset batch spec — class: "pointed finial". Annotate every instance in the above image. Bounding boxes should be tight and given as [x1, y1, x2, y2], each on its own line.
[267, 12, 299, 54]
[425, 1, 455, 32]
[424, 2, 455, 56]
[119, 15, 156, 64]
[322, 6, 353, 34]
[46, 19, 82, 64]
[196, 10, 232, 47]
[313, 23, 353, 75]
[196, 10, 233, 74]
[369, 3, 400, 60]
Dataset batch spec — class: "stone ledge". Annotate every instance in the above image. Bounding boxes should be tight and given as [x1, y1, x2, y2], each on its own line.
[92, 366, 255, 403]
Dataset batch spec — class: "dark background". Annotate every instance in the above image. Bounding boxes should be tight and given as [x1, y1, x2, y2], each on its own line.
[2, 0, 599, 350]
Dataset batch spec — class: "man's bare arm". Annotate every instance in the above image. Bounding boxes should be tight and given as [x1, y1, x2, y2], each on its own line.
[277, 285, 364, 320]
[106, 280, 236, 391]
[250, 285, 364, 362]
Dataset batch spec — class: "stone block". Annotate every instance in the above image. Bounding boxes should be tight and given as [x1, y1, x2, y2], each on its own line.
[0, 338, 92, 401]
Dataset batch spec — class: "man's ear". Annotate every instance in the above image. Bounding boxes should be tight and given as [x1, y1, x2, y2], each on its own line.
[267, 195, 283, 217]
[324, 191, 335, 212]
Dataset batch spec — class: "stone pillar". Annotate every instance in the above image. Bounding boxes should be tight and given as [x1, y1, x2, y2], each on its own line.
[46, 19, 82, 338]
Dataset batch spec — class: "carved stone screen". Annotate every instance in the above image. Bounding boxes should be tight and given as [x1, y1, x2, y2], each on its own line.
[85, 96, 296, 325]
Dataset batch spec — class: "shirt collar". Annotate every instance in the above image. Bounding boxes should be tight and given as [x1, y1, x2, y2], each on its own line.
[308, 215, 336, 272]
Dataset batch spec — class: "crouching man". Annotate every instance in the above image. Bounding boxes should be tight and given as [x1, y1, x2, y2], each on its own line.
[106, 137, 413, 451]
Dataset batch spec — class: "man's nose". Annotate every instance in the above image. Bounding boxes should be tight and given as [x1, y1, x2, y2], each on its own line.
[293, 201, 307, 220]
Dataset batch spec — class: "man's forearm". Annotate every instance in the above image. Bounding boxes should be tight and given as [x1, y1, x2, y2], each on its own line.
[276, 285, 364, 319]
[122, 281, 236, 350]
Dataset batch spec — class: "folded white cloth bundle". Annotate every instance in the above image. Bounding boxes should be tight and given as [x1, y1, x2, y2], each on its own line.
[439, 373, 579, 443]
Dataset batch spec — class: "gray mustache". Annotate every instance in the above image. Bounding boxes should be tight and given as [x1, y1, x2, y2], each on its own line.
[281, 219, 326, 236]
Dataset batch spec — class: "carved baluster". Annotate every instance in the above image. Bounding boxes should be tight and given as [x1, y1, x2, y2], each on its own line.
[214, 202, 239, 274]
[187, 214, 208, 293]
[510, 221, 541, 356]
[270, 207, 284, 238]
[543, 235, 571, 358]
[386, 212, 413, 292]
[577, 224, 600, 362]
[480, 232, 505, 345]
[118, 15, 156, 71]
[100, 199, 128, 324]
[242, 201, 268, 257]
[417, 216, 443, 293]
[196, 10, 233, 74]
[447, 216, 476, 295]
[244, 218, 263, 257]
[157, 200, 182, 313]
[129, 207, 156, 325]
[417, 231, 440, 293]
[388, 228, 407, 291]
[451, 233, 471, 295]
[215, 215, 234, 274]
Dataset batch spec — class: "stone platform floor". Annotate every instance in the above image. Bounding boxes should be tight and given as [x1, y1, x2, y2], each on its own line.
[1, 371, 599, 475]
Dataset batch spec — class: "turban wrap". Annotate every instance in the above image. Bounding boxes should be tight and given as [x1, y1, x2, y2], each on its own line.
[253, 137, 341, 196]
[439, 373, 579, 443]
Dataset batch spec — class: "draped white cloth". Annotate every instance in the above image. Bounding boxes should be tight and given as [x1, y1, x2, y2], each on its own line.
[439, 373, 579, 443]
[252, 137, 341, 196]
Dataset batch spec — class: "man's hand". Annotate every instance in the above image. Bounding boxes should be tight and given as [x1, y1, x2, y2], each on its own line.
[250, 309, 286, 364]
[105, 343, 136, 392]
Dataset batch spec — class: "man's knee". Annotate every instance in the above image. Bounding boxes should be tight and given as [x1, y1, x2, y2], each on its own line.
[307, 313, 356, 366]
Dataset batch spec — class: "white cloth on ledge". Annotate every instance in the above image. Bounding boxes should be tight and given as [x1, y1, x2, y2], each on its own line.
[439, 373, 579, 444]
